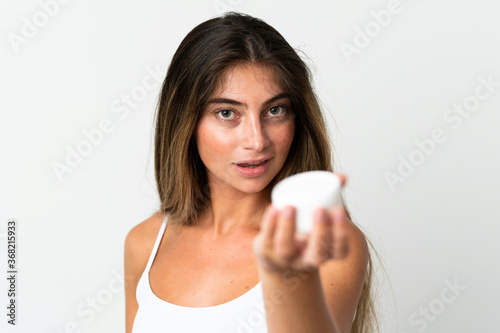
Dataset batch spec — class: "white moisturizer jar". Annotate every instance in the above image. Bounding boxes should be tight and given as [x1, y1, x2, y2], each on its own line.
[271, 171, 343, 233]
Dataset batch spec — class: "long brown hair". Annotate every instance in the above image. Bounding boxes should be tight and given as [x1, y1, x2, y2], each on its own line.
[153, 12, 380, 332]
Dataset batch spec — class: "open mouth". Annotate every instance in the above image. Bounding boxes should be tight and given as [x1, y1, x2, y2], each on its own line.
[233, 158, 272, 177]
[236, 160, 269, 169]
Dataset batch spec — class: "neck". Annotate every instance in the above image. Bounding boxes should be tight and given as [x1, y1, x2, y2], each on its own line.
[198, 184, 271, 237]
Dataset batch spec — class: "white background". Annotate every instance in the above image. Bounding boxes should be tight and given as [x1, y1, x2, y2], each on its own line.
[1, 0, 499, 332]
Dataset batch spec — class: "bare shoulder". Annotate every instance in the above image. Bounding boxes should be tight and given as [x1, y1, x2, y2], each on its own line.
[322, 215, 369, 279]
[319, 217, 369, 286]
[343, 217, 369, 266]
[124, 211, 166, 332]
[124, 211, 166, 283]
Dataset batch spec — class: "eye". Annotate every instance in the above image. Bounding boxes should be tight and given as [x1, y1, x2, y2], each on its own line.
[215, 109, 237, 120]
[265, 104, 288, 118]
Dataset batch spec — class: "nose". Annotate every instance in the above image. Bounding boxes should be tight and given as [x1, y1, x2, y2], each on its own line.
[241, 115, 270, 151]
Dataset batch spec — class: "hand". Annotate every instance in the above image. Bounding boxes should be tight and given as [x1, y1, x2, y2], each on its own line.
[253, 173, 350, 274]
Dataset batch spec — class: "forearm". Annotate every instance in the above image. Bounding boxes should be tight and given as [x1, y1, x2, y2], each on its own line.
[259, 267, 341, 333]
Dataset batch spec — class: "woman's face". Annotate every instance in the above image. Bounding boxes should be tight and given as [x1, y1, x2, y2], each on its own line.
[195, 63, 295, 196]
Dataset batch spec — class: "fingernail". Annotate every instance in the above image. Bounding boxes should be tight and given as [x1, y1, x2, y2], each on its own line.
[283, 206, 294, 218]
[267, 205, 278, 218]
[314, 209, 327, 223]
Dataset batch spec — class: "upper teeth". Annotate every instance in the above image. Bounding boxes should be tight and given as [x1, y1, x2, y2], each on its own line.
[245, 160, 265, 165]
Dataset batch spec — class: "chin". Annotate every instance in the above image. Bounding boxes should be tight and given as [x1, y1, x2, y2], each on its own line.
[235, 179, 272, 195]
[239, 184, 268, 195]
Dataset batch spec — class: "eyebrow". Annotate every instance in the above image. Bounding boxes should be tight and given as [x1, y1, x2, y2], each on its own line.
[207, 93, 290, 106]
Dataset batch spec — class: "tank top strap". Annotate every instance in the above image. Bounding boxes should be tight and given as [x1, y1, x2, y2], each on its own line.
[144, 215, 168, 273]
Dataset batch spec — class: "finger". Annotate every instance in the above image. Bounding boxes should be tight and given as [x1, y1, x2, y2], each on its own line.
[329, 206, 349, 259]
[260, 204, 278, 250]
[295, 232, 308, 253]
[303, 208, 332, 269]
[336, 173, 347, 187]
[273, 205, 298, 264]
[253, 204, 278, 256]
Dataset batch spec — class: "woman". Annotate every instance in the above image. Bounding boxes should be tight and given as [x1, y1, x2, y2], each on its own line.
[125, 12, 378, 333]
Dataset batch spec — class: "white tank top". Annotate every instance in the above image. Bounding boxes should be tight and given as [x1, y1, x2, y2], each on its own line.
[132, 215, 269, 333]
